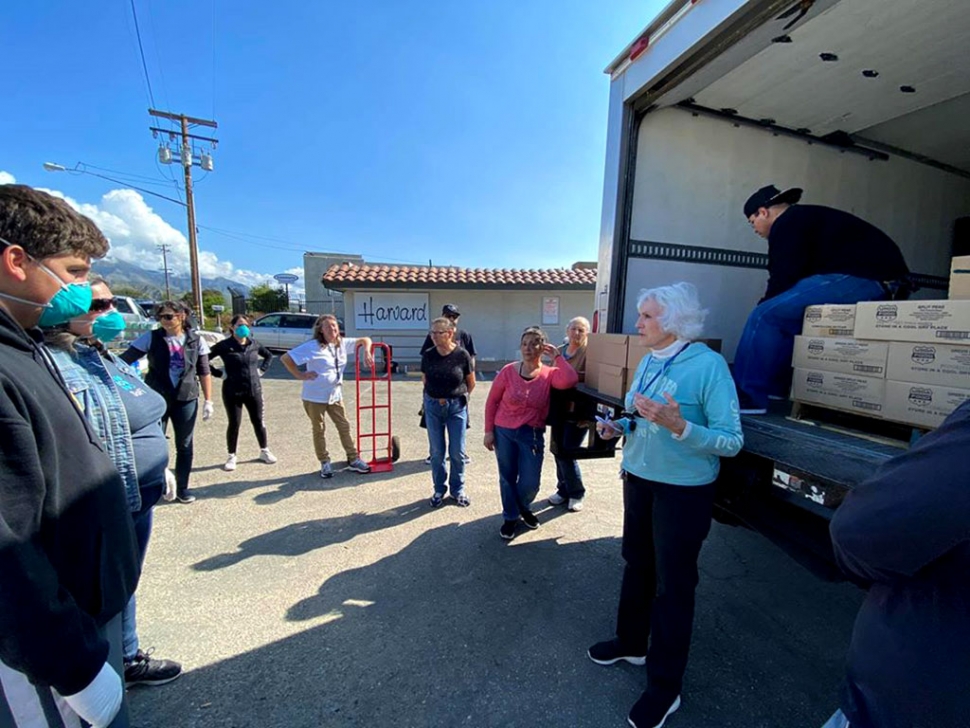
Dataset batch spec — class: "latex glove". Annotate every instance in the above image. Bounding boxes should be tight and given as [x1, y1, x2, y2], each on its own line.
[202, 400, 215, 421]
[163, 469, 177, 502]
[62, 662, 123, 728]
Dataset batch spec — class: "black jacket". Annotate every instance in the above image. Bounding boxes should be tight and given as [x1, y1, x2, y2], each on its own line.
[209, 336, 274, 396]
[0, 308, 139, 695]
[764, 204, 909, 300]
[830, 400, 970, 728]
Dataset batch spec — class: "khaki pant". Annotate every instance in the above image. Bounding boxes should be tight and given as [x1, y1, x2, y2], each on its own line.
[303, 400, 358, 463]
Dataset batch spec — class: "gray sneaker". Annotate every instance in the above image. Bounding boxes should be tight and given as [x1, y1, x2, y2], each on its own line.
[548, 492, 566, 506]
[320, 461, 334, 479]
[347, 458, 371, 474]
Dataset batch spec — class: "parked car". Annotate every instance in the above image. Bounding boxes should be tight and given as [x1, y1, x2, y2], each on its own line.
[252, 312, 343, 352]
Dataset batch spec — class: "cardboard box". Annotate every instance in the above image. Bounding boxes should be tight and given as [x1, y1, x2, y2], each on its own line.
[586, 361, 628, 400]
[802, 304, 857, 337]
[854, 300, 970, 343]
[886, 341, 970, 388]
[884, 380, 970, 429]
[792, 336, 889, 377]
[950, 255, 970, 300]
[791, 368, 886, 416]
[625, 338, 722, 370]
[586, 333, 629, 367]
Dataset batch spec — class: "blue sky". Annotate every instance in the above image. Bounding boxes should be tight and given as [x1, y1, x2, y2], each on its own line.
[1, 1, 659, 292]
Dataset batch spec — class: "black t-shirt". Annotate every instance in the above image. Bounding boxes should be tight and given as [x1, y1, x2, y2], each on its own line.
[764, 204, 910, 300]
[420, 328, 476, 362]
[421, 346, 473, 399]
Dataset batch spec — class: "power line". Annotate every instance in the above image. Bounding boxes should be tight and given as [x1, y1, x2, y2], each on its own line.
[128, 0, 156, 109]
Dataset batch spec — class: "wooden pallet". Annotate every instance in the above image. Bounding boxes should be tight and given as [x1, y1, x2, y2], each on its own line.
[788, 400, 928, 448]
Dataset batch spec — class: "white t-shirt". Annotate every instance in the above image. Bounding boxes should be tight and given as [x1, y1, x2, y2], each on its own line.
[287, 337, 359, 404]
[130, 331, 211, 388]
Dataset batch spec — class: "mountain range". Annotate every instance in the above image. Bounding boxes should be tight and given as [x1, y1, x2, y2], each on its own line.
[92, 259, 253, 300]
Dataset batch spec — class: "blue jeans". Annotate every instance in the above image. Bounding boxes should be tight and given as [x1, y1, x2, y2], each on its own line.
[122, 487, 159, 661]
[424, 394, 468, 497]
[733, 274, 887, 406]
[821, 709, 850, 728]
[553, 421, 586, 499]
[494, 425, 544, 521]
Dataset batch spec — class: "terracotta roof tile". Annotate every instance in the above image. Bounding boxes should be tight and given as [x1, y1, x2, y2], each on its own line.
[322, 264, 597, 290]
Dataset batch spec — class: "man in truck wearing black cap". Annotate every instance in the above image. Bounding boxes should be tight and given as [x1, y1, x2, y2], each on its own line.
[733, 185, 909, 414]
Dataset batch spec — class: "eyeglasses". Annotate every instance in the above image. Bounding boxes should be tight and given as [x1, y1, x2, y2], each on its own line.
[157, 313, 177, 321]
[88, 298, 115, 313]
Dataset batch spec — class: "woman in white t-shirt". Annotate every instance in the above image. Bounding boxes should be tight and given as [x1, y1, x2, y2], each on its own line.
[280, 314, 375, 478]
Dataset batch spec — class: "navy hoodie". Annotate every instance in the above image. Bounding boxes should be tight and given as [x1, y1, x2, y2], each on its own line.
[0, 307, 139, 695]
[830, 401, 970, 728]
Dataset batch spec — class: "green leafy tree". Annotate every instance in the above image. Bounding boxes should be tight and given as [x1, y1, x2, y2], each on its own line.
[249, 284, 287, 314]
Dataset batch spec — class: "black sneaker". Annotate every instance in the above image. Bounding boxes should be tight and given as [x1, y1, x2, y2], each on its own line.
[430, 493, 444, 508]
[628, 691, 681, 728]
[124, 649, 182, 687]
[520, 510, 539, 530]
[176, 492, 196, 504]
[499, 520, 517, 540]
[587, 638, 646, 666]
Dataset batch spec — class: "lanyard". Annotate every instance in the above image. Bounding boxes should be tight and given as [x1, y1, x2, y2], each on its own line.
[631, 343, 689, 398]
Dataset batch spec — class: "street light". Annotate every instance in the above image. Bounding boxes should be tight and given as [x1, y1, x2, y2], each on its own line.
[43, 161, 186, 207]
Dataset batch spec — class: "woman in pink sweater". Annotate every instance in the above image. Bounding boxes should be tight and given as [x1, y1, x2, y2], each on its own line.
[485, 326, 578, 541]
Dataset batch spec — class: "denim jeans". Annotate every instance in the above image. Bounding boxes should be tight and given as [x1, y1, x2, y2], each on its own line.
[733, 274, 887, 406]
[494, 425, 544, 521]
[820, 709, 850, 728]
[162, 396, 198, 496]
[122, 495, 156, 661]
[424, 394, 468, 497]
[552, 421, 587, 499]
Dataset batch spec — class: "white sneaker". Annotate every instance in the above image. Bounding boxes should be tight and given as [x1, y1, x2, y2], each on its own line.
[259, 448, 277, 464]
[320, 461, 334, 479]
[548, 492, 566, 506]
[568, 498, 585, 512]
[223, 454, 237, 472]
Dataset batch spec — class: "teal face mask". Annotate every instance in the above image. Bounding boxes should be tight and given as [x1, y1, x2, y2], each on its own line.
[92, 310, 127, 343]
[235, 325, 251, 338]
[0, 237, 92, 326]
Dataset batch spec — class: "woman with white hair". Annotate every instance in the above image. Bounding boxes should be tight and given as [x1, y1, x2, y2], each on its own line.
[587, 282, 743, 728]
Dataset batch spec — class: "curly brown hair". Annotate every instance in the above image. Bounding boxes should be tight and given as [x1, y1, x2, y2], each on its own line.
[0, 185, 109, 259]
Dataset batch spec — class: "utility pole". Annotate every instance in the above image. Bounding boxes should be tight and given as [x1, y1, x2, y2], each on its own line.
[156, 243, 172, 300]
[148, 109, 218, 328]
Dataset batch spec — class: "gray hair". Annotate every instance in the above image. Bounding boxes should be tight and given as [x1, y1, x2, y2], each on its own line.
[567, 316, 590, 331]
[636, 283, 707, 341]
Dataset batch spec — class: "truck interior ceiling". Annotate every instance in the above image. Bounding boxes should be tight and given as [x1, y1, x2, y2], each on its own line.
[656, 0, 969, 179]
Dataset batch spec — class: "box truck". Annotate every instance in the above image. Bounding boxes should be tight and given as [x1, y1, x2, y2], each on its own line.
[581, 0, 969, 576]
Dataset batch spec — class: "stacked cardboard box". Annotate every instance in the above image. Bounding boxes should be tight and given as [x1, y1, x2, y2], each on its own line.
[585, 334, 629, 399]
[791, 290, 970, 429]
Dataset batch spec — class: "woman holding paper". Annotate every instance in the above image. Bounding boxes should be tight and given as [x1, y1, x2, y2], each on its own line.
[587, 282, 743, 728]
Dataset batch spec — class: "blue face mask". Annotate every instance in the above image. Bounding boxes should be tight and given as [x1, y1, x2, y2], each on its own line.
[0, 238, 92, 326]
[235, 325, 251, 338]
[91, 310, 127, 343]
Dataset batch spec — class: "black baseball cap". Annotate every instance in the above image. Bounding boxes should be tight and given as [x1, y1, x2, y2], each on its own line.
[743, 185, 803, 218]
[442, 304, 460, 317]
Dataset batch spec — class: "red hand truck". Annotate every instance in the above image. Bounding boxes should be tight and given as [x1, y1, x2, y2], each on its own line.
[354, 341, 400, 472]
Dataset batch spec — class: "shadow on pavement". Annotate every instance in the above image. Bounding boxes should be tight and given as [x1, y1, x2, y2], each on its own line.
[132, 517, 858, 728]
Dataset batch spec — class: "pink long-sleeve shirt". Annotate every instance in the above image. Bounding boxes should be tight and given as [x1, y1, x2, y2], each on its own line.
[484, 357, 579, 432]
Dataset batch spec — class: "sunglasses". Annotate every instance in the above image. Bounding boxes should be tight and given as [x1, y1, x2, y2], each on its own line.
[157, 313, 178, 321]
[88, 298, 115, 313]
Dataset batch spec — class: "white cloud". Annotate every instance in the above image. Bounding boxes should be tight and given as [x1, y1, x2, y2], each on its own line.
[29, 182, 304, 296]
[0, 171, 17, 185]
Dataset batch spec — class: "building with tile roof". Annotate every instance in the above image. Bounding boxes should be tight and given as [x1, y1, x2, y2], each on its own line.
[310, 260, 596, 368]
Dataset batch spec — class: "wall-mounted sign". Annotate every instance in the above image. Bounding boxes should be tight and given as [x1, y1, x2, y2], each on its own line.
[542, 296, 560, 325]
[354, 292, 430, 330]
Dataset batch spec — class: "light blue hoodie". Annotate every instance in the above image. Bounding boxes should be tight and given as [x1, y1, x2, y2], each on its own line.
[617, 341, 743, 485]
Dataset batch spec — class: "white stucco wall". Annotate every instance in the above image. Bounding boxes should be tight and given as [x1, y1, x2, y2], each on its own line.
[341, 288, 595, 368]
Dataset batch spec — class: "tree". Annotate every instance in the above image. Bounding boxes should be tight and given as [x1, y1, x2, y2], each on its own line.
[249, 284, 287, 314]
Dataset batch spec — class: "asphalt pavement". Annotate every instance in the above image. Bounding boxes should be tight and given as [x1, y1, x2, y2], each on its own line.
[128, 362, 863, 727]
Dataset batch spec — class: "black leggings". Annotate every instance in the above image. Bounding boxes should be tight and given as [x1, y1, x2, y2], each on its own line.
[162, 397, 197, 497]
[222, 388, 268, 453]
